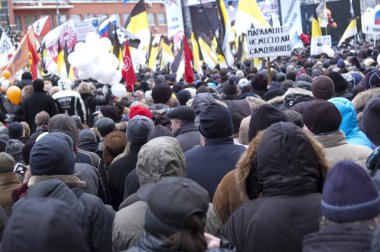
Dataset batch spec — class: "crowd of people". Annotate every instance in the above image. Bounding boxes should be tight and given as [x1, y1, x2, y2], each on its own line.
[1, 40, 380, 252]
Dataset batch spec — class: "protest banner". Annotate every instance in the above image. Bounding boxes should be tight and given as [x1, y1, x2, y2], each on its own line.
[310, 35, 332, 56]
[246, 26, 292, 58]
[164, 0, 184, 46]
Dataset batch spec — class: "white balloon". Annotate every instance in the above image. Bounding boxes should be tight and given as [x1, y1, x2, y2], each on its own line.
[1, 80, 10, 89]
[85, 32, 100, 45]
[91, 65, 104, 81]
[67, 53, 77, 66]
[111, 83, 127, 97]
[78, 70, 91, 80]
[99, 37, 112, 53]
[111, 71, 122, 84]
[327, 49, 335, 58]
[74, 42, 86, 53]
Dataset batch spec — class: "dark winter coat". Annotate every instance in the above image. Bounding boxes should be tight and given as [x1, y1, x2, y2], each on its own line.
[185, 138, 246, 200]
[22, 91, 58, 133]
[173, 123, 201, 153]
[223, 122, 327, 252]
[303, 223, 374, 252]
[123, 169, 140, 201]
[108, 143, 142, 209]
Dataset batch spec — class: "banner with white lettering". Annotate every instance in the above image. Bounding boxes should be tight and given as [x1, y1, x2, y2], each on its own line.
[310, 35, 331, 56]
[165, 0, 184, 46]
[279, 0, 302, 39]
[0, 33, 15, 68]
[247, 26, 292, 58]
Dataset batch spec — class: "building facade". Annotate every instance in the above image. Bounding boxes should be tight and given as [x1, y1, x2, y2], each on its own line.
[3, 0, 168, 35]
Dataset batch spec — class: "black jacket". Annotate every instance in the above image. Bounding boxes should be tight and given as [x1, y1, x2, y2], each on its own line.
[108, 143, 142, 209]
[185, 138, 245, 200]
[173, 123, 201, 153]
[303, 223, 374, 252]
[22, 91, 58, 133]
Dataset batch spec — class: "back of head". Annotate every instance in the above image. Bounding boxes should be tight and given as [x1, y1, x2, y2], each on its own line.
[251, 72, 268, 91]
[8, 122, 23, 139]
[0, 152, 15, 174]
[254, 122, 324, 197]
[328, 71, 348, 93]
[362, 95, 380, 146]
[35, 111, 50, 126]
[311, 76, 335, 100]
[129, 105, 153, 120]
[248, 104, 288, 141]
[48, 114, 79, 145]
[147, 125, 173, 141]
[100, 105, 120, 122]
[79, 129, 97, 145]
[137, 136, 185, 186]
[21, 71, 32, 80]
[303, 101, 342, 135]
[29, 133, 76, 176]
[127, 115, 155, 145]
[166, 106, 196, 123]
[32, 79, 45, 92]
[152, 84, 173, 104]
[103, 131, 127, 165]
[199, 103, 233, 139]
[322, 161, 380, 223]
[5, 139, 24, 163]
[365, 70, 380, 90]
[96, 117, 115, 137]
[222, 79, 239, 98]
[1, 198, 89, 252]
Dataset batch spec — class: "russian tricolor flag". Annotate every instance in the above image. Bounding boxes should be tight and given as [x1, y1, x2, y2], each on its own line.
[98, 15, 117, 37]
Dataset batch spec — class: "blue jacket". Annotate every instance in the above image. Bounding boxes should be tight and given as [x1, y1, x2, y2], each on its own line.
[329, 97, 373, 149]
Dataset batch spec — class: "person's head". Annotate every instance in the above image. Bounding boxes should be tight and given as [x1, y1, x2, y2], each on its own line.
[103, 131, 127, 166]
[240, 122, 327, 200]
[5, 139, 24, 163]
[222, 79, 240, 99]
[127, 115, 155, 145]
[198, 103, 233, 139]
[21, 122, 30, 138]
[362, 95, 380, 146]
[99, 105, 120, 122]
[283, 109, 304, 128]
[322, 161, 380, 225]
[137, 136, 185, 186]
[21, 71, 32, 80]
[248, 104, 288, 141]
[152, 84, 173, 105]
[79, 129, 97, 146]
[48, 114, 79, 146]
[138, 177, 209, 252]
[0, 152, 15, 174]
[95, 117, 115, 138]
[129, 105, 153, 120]
[147, 125, 173, 141]
[35, 111, 50, 127]
[32, 79, 45, 92]
[311, 76, 335, 100]
[303, 101, 342, 135]
[328, 71, 349, 94]
[251, 72, 268, 91]
[1, 198, 89, 252]
[8, 122, 24, 139]
[166, 106, 196, 133]
[29, 133, 76, 176]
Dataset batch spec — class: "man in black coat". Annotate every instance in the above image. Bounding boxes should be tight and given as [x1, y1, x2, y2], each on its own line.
[185, 103, 245, 200]
[22, 79, 58, 133]
[166, 106, 201, 153]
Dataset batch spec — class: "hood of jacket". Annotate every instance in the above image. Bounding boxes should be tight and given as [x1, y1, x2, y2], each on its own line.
[137, 136, 186, 186]
[266, 87, 314, 106]
[1, 197, 89, 252]
[352, 87, 380, 114]
[235, 122, 328, 201]
[191, 93, 216, 115]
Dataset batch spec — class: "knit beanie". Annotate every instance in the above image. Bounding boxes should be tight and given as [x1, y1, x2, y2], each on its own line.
[248, 104, 288, 141]
[362, 95, 380, 146]
[0, 152, 15, 174]
[29, 133, 76, 176]
[311, 76, 335, 100]
[129, 105, 153, 120]
[8, 122, 24, 139]
[96, 117, 115, 137]
[322, 161, 380, 222]
[5, 139, 24, 163]
[303, 101, 342, 135]
[222, 79, 239, 97]
[176, 90, 192, 106]
[199, 103, 233, 138]
[127, 115, 155, 144]
[328, 71, 348, 93]
[152, 84, 172, 104]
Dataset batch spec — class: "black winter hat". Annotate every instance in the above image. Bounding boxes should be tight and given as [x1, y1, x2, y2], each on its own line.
[322, 161, 380, 223]
[263, 88, 284, 101]
[222, 79, 239, 97]
[147, 125, 173, 142]
[32, 79, 44, 92]
[362, 95, 380, 146]
[176, 90, 191, 106]
[328, 71, 348, 93]
[152, 84, 173, 104]
[30, 133, 76, 176]
[311, 76, 335, 100]
[100, 105, 120, 122]
[248, 104, 288, 141]
[303, 101, 342, 135]
[8, 122, 24, 139]
[166, 106, 196, 122]
[138, 177, 209, 236]
[199, 103, 233, 138]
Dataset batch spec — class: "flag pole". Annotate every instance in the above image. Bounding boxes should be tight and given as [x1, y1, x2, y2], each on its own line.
[267, 56, 271, 86]
[198, 0, 231, 69]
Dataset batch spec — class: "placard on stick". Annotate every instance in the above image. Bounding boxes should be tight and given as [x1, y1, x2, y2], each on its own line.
[246, 26, 292, 58]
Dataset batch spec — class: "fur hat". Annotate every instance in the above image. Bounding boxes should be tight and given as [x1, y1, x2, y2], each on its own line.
[322, 161, 380, 222]
[0, 152, 15, 174]
[103, 131, 127, 165]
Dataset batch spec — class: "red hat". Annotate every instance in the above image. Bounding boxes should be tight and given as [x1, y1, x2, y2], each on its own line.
[129, 105, 153, 120]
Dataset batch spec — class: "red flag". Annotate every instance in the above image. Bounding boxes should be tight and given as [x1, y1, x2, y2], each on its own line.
[122, 40, 136, 92]
[27, 31, 39, 80]
[183, 36, 194, 83]
[32, 16, 52, 41]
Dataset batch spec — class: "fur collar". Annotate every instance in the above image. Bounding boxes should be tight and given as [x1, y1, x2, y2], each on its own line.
[234, 130, 329, 201]
[28, 175, 86, 188]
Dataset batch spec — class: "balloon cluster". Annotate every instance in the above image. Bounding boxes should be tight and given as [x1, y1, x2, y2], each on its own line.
[68, 32, 122, 85]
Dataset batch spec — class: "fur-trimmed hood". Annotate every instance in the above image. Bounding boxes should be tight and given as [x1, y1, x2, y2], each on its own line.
[235, 122, 329, 202]
[266, 87, 314, 106]
[352, 87, 380, 114]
